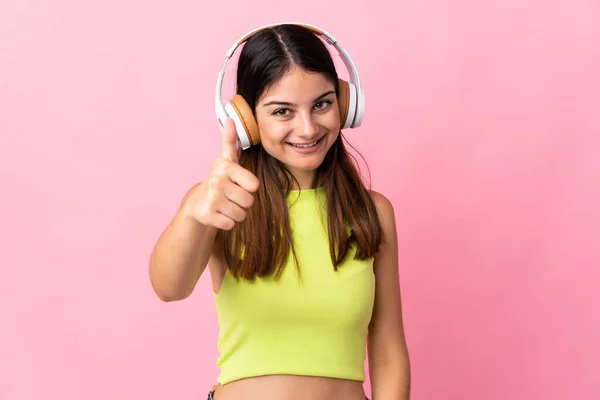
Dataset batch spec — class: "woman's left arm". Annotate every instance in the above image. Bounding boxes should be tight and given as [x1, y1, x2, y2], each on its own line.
[367, 191, 411, 400]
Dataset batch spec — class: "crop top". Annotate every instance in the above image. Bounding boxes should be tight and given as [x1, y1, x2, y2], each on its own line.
[212, 187, 375, 384]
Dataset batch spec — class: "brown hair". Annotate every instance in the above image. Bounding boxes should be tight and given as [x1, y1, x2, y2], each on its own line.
[219, 24, 382, 280]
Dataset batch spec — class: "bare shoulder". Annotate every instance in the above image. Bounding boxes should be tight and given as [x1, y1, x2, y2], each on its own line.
[368, 190, 398, 253]
[369, 190, 396, 225]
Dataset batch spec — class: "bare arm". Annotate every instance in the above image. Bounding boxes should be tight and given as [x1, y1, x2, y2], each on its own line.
[368, 190, 411, 399]
[148, 119, 259, 302]
[149, 184, 218, 302]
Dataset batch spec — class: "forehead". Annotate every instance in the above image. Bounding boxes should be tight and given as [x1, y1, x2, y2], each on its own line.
[259, 67, 335, 103]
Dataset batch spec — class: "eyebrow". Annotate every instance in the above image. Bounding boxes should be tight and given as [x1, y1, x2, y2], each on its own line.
[261, 90, 336, 107]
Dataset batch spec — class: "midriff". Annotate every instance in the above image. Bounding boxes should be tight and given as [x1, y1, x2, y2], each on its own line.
[212, 375, 367, 400]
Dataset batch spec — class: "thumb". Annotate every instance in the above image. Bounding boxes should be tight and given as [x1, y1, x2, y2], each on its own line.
[221, 118, 239, 163]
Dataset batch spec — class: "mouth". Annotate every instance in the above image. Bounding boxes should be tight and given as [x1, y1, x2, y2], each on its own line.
[286, 136, 324, 149]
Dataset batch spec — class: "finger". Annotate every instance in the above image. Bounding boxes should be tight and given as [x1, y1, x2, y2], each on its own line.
[216, 198, 247, 223]
[207, 212, 236, 231]
[221, 119, 239, 164]
[227, 164, 260, 193]
[224, 181, 255, 209]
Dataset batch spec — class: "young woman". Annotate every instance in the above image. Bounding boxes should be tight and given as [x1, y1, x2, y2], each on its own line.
[149, 23, 411, 400]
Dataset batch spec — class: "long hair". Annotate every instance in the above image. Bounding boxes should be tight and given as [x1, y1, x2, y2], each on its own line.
[220, 24, 382, 280]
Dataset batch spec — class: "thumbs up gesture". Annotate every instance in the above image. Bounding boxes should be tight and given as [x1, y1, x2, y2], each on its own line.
[185, 119, 260, 230]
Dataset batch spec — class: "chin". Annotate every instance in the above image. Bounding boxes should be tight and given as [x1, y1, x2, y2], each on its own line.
[290, 162, 323, 173]
[288, 151, 329, 167]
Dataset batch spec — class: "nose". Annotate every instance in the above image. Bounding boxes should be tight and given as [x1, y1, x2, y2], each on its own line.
[296, 112, 320, 140]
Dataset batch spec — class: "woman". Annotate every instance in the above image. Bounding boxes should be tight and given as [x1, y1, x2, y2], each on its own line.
[149, 23, 411, 400]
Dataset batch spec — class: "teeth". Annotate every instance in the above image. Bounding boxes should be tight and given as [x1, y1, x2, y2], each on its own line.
[290, 140, 319, 148]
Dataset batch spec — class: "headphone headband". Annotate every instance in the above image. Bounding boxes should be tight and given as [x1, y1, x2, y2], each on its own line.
[215, 22, 363, 132]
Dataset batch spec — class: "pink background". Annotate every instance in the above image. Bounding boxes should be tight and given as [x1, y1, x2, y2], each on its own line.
[2, 0, 599, 399]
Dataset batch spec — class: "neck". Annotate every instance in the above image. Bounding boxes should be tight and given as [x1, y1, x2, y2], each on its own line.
[289, 169, 317, 190]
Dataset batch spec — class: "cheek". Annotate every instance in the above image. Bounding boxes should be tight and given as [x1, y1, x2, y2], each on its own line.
[257, 119, 288, 146]
[326, 131, 340, 151]
[314, 108, 341, 135]
[327, 111, 342, 132]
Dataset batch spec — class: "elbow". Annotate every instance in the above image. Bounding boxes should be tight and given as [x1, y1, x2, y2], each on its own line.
[158, 294, 187, 303]
[149, 266, 191, 302]
[151, 282, 191, 302]
[154, 288, 183, 302]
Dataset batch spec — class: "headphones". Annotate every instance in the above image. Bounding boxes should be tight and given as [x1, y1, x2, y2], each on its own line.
[215, 22, 365, 150]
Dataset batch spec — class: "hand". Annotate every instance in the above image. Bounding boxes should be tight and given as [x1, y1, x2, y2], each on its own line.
[184, 119, 260, 230]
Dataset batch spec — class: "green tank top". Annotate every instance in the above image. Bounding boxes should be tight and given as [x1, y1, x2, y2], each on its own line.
[213, 187, 375, 384]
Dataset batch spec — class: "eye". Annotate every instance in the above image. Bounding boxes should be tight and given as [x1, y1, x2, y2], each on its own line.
[314, 99, 332, 110]
[273, 108, 291, 116]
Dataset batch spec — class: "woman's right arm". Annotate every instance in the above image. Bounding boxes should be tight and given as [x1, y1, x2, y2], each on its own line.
[149, 183, 219, 302]
[148, 119, 259, 301]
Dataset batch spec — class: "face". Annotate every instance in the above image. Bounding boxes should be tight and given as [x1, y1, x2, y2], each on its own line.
[255, 66, 341, 189]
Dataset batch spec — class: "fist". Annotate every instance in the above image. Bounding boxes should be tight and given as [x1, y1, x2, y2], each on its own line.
[185, 119, 260, 230]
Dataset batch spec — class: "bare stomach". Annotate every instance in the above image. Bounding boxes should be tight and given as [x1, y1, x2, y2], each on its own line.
[212, 375, 367, 400]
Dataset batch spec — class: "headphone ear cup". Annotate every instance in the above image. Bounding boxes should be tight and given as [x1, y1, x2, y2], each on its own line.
[337, 79, 350, 128]
[337, 79, 357, 129]
[225, 94, 261, 149]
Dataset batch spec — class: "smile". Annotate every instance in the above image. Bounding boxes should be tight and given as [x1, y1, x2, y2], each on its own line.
[290, 141, 318, 148]
[287, 136, 324, 148]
